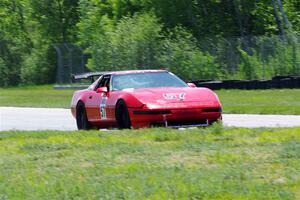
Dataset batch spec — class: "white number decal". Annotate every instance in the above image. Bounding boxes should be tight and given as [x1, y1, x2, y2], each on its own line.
[100, 97, 108, 119]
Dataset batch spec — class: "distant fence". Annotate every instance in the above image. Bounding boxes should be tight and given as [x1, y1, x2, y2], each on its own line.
[53, 44, 89, 84]
[197, 33, 300, 79]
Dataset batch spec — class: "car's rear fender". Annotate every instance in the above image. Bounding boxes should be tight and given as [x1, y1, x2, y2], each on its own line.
[71, 90, 91, 118]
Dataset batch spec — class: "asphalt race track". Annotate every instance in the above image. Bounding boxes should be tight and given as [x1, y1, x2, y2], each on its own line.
[0, 107, 77, 131]
[0, 107, 300, 131]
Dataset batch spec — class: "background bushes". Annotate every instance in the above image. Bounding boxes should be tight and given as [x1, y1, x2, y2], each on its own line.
[0, 0, 299, 86]
[20, 44, 56, 85]
[86, 13, 221, 81]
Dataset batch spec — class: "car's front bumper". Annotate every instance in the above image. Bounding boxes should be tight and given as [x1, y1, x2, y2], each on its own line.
[129, 107, 222, 128]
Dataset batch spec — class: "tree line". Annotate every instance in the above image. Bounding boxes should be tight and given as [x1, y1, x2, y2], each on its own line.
[0, 0, 299, 86]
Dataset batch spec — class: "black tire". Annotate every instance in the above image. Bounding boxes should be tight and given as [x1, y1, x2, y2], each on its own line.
[116, 100, 131, 129]
[76, 102, 92, 130]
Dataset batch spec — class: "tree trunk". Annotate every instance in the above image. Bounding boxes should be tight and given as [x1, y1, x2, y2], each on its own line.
[272, 0, 285, 40]
[56, 0, 67, 43]
[232, 0, 251, 53]
[277, 0, 293, 31]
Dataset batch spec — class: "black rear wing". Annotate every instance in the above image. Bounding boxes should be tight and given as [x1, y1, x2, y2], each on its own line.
[71, 72, 108, 83]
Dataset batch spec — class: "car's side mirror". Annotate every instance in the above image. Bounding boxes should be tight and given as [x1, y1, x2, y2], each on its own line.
[96, 87, 108, 93]
[187, 83, 197, 88]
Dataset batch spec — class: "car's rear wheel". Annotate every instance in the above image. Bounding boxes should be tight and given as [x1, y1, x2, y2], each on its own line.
[76, 102, 91, 130]
[116, 100, 131, 129]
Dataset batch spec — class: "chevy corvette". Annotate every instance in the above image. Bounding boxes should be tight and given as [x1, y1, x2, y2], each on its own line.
[71, 70, 222, 130]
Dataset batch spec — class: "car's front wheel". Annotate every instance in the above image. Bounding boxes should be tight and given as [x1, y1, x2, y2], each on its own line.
[76, 102, 91, 130]
[116, 100, 131, 129]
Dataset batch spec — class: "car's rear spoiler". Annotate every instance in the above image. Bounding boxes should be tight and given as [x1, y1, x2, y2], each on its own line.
[71, 72, 108, 83]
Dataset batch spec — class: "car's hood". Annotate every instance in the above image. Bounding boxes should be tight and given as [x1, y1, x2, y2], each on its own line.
[124, 87, 220, 106]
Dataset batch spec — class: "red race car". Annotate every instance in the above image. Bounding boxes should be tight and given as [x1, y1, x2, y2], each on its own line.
[71, 70, 222, 130]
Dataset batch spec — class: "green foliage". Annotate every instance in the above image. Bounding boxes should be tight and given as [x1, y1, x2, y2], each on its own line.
[84, 13, 219, 80]
[159, 26, 220, 80]
[0, 0, 31, 86]
[0, 58, 9, 87]
[0, 0, 300, 86]
[284, 0, 300, 32]
[28, 0, 79, 43]
[0, 0, 79, 87]
[238, 49, 264, 80]
[78, 1, 299, 81]
[268, 41, 300, 76]
[20, 44, 55, 84]
[235, 37, 300, 80]
[88, 12, 163, 71]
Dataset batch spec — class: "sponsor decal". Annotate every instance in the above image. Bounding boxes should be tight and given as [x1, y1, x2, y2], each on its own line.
[179, 93, 186, 101]
[163, 93, 177, 100]
[163, 93, 186, 101]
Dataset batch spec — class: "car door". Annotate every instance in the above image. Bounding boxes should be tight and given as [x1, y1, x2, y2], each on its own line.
[85, 75, 111, 122]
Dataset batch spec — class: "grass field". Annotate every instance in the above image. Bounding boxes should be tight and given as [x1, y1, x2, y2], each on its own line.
[1, 85, 300, 114]
[0, 85, 73, 108]
[0, 127, 299, 199]
[216, 89, 300, 115]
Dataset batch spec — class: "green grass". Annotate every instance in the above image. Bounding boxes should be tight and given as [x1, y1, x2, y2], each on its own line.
[216, 89, 300, 115]
[0, 85, 73, 108]
[1, 85, 300, 114]
[0, 127, 299, 199]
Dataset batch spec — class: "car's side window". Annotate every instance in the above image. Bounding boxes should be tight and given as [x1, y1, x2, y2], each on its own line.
[95, 75, 111, 91]
[88, 77, 101, 90]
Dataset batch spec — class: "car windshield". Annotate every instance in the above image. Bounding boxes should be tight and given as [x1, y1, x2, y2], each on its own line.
[112, 72, 188, 91]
